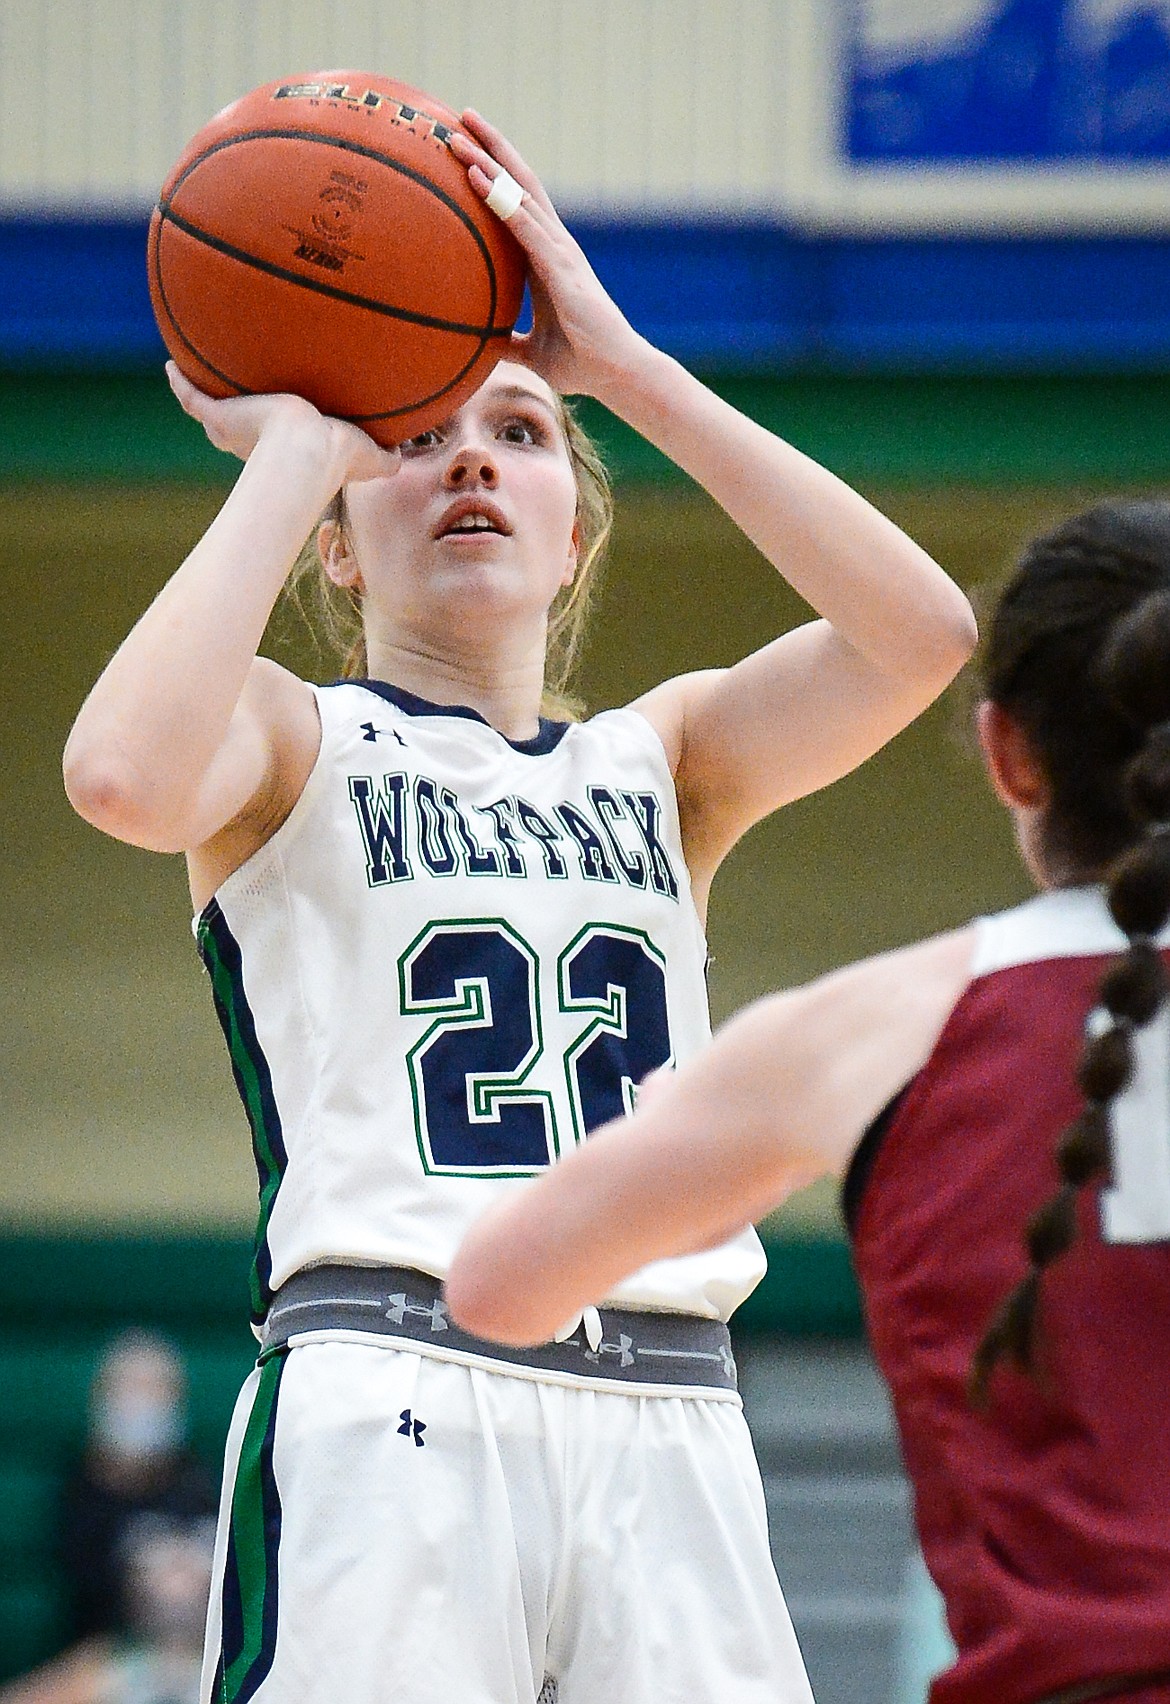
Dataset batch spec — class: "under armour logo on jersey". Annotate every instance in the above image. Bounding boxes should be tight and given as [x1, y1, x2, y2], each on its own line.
[385, 1292, 449, 1332]
[397, 1409, 426, 1447]
[361, 721, 406, 745]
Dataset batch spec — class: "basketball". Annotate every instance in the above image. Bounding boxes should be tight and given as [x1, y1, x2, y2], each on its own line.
[147, 72, 526, 446]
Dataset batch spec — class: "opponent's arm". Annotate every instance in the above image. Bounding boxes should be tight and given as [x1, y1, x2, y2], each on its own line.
[454, 114, 976, 893]
[63, 372, 397, 856]
[445, 926, 975, 1345]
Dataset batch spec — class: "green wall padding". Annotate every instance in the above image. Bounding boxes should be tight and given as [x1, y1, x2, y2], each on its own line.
[0, 1234, 253, 1328]
[5, 369, 1170, 485]
[0, 1230, 855, 1336]
[735, 1235, 863, 1336]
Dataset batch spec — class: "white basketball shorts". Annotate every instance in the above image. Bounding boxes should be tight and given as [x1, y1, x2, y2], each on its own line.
[200, 1339, 814, 1704]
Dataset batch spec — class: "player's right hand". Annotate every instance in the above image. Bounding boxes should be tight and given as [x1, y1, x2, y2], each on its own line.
[165, 362, 401, 483]
[451, 115, 647, 406]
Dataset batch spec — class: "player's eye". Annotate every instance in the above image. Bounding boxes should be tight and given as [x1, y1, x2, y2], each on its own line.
[400, 427, 444, 453]
[499, 415, 543, 446]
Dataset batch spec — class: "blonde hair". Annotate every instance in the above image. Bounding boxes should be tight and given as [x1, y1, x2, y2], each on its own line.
[289, 394, 613, 721]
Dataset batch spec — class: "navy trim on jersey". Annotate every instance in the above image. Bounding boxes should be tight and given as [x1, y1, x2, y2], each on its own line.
[196, 901, 289, 1322]
[841, 1086, 910, 1240]
[335, 678, 572, 756]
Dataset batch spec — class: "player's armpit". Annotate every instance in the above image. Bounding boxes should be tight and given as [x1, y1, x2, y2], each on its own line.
[186, 660, 321, 906]
[628, 670, 723, 781]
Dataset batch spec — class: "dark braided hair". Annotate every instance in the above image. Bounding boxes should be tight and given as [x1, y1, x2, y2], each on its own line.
[969, 500, 1170, 1405]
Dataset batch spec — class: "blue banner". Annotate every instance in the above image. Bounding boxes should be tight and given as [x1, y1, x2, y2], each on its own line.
[847, 0, 1170, 161]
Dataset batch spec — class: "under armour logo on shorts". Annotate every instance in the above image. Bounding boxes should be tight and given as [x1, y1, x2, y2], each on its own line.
[397, 1408, 426, 1446]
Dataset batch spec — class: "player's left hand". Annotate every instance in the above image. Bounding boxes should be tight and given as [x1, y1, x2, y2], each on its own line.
[452, 112, 647, 402]
[165, 362, 401, 484]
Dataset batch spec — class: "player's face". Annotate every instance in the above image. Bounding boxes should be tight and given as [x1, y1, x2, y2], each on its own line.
[338, 363, 580, 646]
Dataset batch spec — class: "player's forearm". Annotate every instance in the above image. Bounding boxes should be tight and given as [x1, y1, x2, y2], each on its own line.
[444, 1117, 715, 1347]
[64, 422, 340, 845]
[594, 342, 975, 688]
[447, 997, 820, 1345]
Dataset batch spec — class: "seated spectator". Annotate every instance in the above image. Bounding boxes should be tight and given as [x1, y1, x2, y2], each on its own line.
[58, 1331, 217, 1645]
[0, 1516, 214, 1704]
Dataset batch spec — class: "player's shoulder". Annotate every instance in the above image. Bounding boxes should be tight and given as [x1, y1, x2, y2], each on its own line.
[624, 670, 726, 775]
[242, 654, 318, 725]
[971, 886, 1127, 978]
[237, 657, 321, 792]
[578, 698, 690, 785]
[255, 667, 396, 752]
[808, 926, 978, 1032]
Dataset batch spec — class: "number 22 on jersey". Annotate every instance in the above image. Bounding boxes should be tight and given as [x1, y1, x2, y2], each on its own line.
[398, 919, 672, 1177]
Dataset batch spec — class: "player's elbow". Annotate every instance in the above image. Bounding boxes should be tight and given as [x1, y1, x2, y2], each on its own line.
[940, 596, 979, 675]
[63, 739, 131, 832]
[878, 578, 979, 699]
[63, 741, 187, 852]
[918, 591, 979, 691]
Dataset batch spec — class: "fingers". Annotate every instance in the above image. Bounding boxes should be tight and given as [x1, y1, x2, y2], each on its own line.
[164, 363, 242, 458]
[165, 360, 206, 418]
[347, 438, 402, 484]
[635, 1064, 676, 1113]
[450, 133, 536, 230]
[483, 166, 526, 222]
[455, 111, 558, 221]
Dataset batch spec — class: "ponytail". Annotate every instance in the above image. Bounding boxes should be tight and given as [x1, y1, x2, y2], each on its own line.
[970, 591, 1170, 1406]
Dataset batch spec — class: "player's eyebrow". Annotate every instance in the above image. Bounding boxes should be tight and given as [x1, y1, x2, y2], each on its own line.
[491, 382, 559, 414]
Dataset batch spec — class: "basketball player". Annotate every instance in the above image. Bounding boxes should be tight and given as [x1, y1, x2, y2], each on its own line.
[450, 500, 1170, 1704]
[63, 112, 974, 1704]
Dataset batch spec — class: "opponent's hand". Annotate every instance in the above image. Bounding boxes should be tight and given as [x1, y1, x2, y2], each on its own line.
[165, 363, 400, 484]
[633, 1063, 675, 1113]
[451, 113, 647, 403]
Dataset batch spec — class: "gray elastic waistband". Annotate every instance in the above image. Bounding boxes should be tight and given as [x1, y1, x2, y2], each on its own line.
[258, 1265, 737, 1392]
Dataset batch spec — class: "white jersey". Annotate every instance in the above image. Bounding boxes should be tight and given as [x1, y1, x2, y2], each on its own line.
[195, 680, 766, 1323]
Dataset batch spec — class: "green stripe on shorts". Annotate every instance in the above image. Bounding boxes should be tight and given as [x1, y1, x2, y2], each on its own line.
[219, 1352, 286, 1703]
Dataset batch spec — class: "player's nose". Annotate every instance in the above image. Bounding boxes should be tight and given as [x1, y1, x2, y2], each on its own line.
[443, 437, 500, 490]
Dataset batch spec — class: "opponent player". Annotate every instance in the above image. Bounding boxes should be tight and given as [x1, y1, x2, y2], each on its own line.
[449, 499, 1170, 1704]
[63, 111, 974, 1704]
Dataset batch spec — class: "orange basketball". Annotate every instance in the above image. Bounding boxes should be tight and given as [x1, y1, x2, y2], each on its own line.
[147, 72, 526, 446]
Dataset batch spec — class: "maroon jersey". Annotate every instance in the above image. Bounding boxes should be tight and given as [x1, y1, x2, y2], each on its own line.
[846, 888, 1170, 1704]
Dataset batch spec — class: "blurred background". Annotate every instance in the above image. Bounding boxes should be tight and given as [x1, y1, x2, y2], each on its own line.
[1, 2, 1168, 1700]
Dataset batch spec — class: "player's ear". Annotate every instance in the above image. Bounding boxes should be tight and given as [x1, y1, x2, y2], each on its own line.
[560, 517, 581, 590]
[319, 519, 365, 594]
[976, 700, 1050, 809]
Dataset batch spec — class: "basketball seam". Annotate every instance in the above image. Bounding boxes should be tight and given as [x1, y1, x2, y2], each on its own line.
[157, 205, 506, 340]
[148, 214, 505, 422]
[148, 218, 251, 399]
[160, 125, 508, 330]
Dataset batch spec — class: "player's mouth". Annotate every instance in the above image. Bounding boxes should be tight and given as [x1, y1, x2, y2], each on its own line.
[434, 498, 512, 540]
